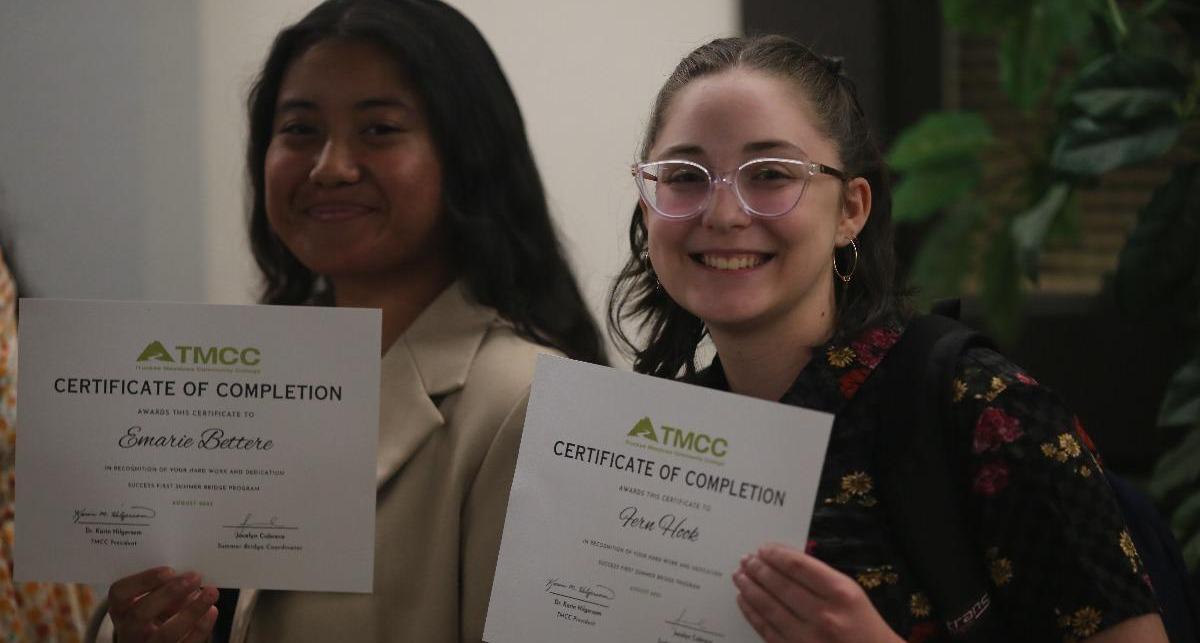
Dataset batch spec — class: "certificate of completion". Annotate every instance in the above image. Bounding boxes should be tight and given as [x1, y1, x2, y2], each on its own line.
[484, 355, 833, 642]
[15, 299, 380, 592]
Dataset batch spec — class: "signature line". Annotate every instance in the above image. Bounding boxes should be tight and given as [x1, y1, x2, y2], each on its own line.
[666, 619, 724, 637]
[76, 521, 151, 527]
[220, 525, 299, 530]
[546, 591, 608, 608]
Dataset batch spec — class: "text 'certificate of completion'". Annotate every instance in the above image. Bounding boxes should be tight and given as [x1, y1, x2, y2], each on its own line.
[16, 299, 380, 592]
[485, 355, 834, 642]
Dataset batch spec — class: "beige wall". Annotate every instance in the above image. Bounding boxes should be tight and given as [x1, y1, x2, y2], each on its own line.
[198, 1, 738, 349]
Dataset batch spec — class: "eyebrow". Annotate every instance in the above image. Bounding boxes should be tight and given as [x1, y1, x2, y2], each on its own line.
[744, 139, 808, 156]
[656, 139, 810, 159]
[274, 96, 416, 114]
[658, 143, 704, 158]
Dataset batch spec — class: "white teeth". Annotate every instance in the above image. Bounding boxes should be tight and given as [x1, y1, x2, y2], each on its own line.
[701, 254, 764, 270]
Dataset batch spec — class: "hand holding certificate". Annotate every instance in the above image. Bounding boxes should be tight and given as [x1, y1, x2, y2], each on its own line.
[15, 299, 380, 592]
[484, 355, 834, 642]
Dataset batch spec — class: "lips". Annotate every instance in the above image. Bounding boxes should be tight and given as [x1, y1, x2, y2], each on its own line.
[304, 203, 376, 221]
[692, 253, 772, 270]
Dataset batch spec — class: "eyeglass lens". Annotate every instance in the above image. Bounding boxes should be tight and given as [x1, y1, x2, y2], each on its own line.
[639, 160, 811, 218]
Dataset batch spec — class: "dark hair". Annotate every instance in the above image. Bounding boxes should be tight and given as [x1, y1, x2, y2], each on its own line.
[608, 35, 902, 378]
[247, 0, 605, 364]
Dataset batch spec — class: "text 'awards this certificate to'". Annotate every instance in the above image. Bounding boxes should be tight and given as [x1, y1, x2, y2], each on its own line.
[16, 299, 380, 592]
[484, 355, 834, 642]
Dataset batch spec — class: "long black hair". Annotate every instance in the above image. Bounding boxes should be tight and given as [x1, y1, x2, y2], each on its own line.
[608, 35, 903, 378]
[247, 0, 605, 364]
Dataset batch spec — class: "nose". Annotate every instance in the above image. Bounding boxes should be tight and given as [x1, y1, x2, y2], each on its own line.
[701, 176, 751, 231]
[309, 137, 361, 186]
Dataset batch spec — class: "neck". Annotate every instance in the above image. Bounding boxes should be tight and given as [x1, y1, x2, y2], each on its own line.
[709, 291, 836, 401]
[333, 270, 456, 355]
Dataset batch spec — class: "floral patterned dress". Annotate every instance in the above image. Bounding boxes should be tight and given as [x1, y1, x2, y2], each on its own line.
[0, 252, 96, 642]
[691, 318, 1158, 642]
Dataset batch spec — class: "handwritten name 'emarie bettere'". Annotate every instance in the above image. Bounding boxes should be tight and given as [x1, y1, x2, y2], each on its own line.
[118, 426, 273, 451]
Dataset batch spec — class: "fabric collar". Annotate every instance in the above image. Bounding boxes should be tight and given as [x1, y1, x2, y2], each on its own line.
[693, 319, 903, 414]
[394, 280, 499, 397]
[375, 280, 499, 486]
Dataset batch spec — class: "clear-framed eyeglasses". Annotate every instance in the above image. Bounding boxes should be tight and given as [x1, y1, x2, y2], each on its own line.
[631, 157, 847, 219]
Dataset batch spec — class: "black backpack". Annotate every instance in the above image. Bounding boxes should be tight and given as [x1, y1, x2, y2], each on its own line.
[876, 308, 1200, 642]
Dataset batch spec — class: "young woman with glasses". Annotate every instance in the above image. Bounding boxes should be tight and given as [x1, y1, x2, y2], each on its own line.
[93, 1, 604, 641]
[609, 35, 1167, 642]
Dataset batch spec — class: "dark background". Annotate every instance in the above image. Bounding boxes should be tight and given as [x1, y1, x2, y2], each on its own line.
[742, 0, 1189, 475]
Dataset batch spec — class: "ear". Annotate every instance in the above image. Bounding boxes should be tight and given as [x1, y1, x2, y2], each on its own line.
[638, 199, 657, 251]
[837, 176, 871, 246]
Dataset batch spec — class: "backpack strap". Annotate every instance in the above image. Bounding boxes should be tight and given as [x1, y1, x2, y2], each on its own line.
[876, 312, 1003, 640]
[1105, 473, 1200, 642]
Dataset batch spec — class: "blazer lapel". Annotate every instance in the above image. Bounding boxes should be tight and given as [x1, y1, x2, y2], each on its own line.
[375, 345, 444, 486]
[375, 281, 497, 487]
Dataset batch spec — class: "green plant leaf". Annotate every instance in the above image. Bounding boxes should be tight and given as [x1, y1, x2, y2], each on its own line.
[1171, 488, 1200, 539]
[1049, 113, 1182, 175]
[1046, 191, 1082, 244]
[886, 112, 992, 171]
[1011, 183, 1073, 281]
[1118, 13, 1175, 60]
[1148, 425, 1200, 501]
[1072, 89, 1181, 120]
[1183, 528, 1200, 571]
[998, 0, 1099, 110]
[1069, 54, 1185, 120]
[940, 0, 1026, 34]
[981, 227, 1023, 345]
[908, 203, 987, 309]
[1104, 0, 1128, 40]
[1160, 359, 1200, 427]
[1114, 163, 1200, 317]
[1136, 0, 1170, 19]
[892, 163, 982, 223]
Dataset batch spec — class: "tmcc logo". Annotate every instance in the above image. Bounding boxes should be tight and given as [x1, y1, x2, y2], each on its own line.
[136, 340, 261, 366]
[627, 416, 728, 458]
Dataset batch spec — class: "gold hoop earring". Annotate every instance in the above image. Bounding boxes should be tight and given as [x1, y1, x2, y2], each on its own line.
[833, 238, 858, 284]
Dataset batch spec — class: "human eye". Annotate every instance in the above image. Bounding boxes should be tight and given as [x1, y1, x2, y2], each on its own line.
[659, 164, 707, 185]
[746, 161, 801, 184]
[276, 120, 318, 137]
[362, 122, 405, 137]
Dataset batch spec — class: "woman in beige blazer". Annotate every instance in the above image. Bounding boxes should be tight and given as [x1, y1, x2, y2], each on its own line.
[95, 1, 605, 641]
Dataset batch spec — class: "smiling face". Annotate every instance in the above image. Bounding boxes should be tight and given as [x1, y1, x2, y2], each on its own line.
[643, 68, 868, 340]
[264, 39, 451, 289]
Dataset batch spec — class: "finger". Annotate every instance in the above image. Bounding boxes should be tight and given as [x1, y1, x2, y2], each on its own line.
[152, 585, 218, 643]
[743, 553, 821, 619]
[736, 592, 785, 643]
[733, 568, 805, 641]
[109, 567, 175, 618]
[179, 606, 218, 643]
[128, 572, 202, 630]
[758, 544, 843, 600]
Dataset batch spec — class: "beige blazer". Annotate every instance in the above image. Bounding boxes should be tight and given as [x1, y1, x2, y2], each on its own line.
[94, 282, 551, 642]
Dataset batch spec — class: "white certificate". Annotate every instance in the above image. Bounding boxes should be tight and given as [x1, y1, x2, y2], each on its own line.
[484, 355, 833, 642]
[15, 299, 380, 592]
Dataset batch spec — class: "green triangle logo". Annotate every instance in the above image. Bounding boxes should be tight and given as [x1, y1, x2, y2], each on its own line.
[136, 340, 174, 363]
[627, 417, 658, 442]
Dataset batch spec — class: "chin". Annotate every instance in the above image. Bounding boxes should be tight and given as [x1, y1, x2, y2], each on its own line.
[683, 299, 773, 331]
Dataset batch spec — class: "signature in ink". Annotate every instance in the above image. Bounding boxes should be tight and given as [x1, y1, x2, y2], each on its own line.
[73, 505, 156, 525]
[544, 577, 616, 607]
[235, 513, 297, 530]
[667, 608, 724, 638]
